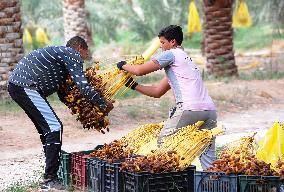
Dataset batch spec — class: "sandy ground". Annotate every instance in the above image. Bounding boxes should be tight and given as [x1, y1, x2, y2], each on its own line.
[1, 78, 284, 191]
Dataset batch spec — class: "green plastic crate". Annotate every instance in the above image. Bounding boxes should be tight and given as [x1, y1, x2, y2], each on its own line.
[57, 150, 71, 186]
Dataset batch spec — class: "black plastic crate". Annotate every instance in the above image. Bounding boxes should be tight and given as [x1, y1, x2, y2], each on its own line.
[103, 156, 142, 192]
[103, 161, 124, 192]
[238, 175, 281, 192]
[87, 157, 105, 192]
[123, 166, 195, 192]
[88, 158, 127, 192]
[195, 171, 238, 192]
[57, 150, 71, 186]
[88, 156, 139, 192]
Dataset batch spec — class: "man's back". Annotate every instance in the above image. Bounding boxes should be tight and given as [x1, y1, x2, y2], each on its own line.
[9, 46, 82, 96]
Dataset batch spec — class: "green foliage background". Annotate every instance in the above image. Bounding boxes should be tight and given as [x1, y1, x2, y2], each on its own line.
[21, 0, 283, 48]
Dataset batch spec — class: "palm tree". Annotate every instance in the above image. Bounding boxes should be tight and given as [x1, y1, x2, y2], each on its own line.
[203, 0, 238, 77]
[0, 0, 24, 82]
[63, 0, 93, 46]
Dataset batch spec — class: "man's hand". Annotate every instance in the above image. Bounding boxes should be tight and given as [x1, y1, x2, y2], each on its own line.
[117, 61, 127, 70]
[104, 101, 114, 114]
[57, 89, 67, 103]
[125, 77, 138, 90]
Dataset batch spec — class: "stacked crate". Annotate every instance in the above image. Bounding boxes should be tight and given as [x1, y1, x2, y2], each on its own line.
[123, 166, 196, 192]
[195, 171, 282, 192]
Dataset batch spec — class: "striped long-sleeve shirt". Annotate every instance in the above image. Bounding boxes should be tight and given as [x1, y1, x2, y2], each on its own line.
[8, 46, 107, 109]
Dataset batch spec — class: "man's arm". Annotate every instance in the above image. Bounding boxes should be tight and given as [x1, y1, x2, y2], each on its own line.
[118, 50, 174, 76]
[122, 60, 161, 76]
[134, 77, 170, 98]
[57, 89, 66, 103]
[61, 47, 107, 110]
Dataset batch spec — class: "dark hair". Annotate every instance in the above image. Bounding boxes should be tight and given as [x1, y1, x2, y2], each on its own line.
[66, 36, 88, 49]
[158, 25, 183, 45]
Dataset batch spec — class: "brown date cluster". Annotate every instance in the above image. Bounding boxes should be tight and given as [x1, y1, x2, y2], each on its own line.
[207, 151, 277, 176]
[58, 67, 113, 133]
[89, 140, 134, 163]
[275, 159, 284, 179]
[121, 151, 182, 173]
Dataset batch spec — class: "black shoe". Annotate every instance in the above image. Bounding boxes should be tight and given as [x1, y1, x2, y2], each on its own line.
[40, 178, 66, 191]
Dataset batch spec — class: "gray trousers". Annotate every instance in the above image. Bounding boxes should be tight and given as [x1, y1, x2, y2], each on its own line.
[157, 103, 217, 170]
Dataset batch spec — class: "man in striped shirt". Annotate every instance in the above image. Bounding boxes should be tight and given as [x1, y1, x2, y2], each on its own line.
[8, 36, 111, 190]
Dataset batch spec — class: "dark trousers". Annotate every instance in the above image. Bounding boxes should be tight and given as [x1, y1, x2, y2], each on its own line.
[8, 83, 63, 179]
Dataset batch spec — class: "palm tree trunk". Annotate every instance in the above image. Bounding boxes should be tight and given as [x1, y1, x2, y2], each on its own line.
[63, 0, 92, 45]
[203, 0, 238, 77]
[0, 0, 23, 82]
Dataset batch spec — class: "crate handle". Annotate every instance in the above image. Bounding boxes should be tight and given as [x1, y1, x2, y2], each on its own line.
[202, 172, 221, 181]
[209, 175, 221, 180]
[243, 179, 268, 192]
[256, 179, 268, 185]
